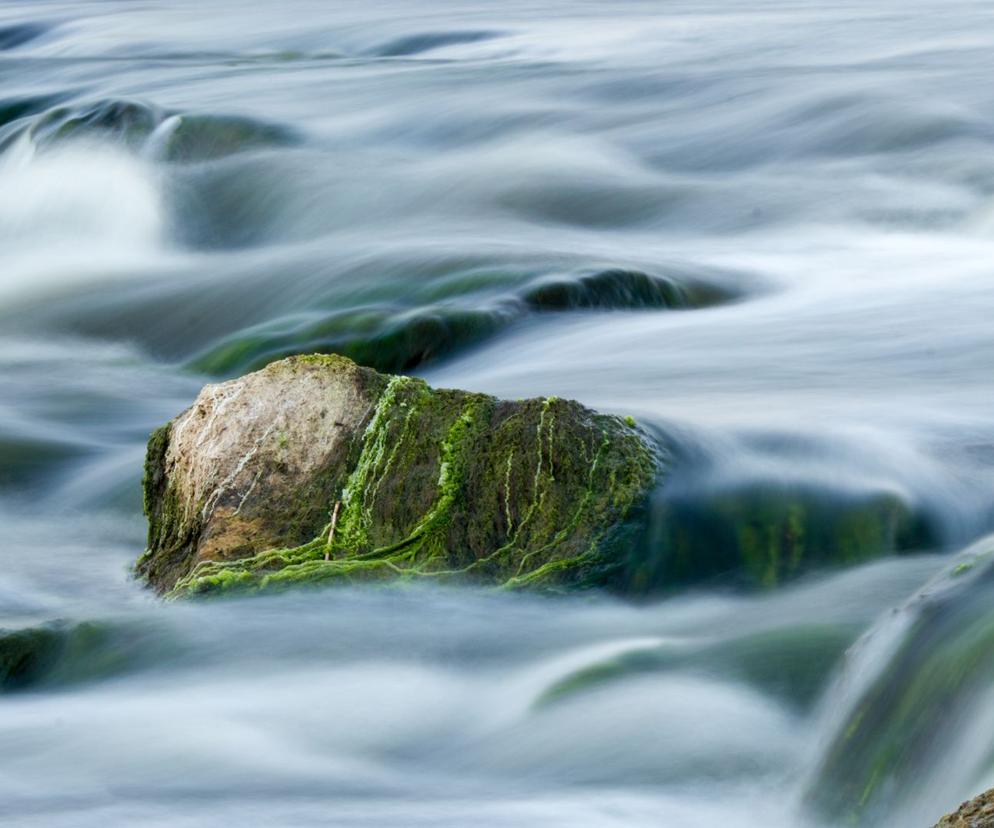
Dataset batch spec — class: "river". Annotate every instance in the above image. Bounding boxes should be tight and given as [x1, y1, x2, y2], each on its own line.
[2, 1, 994, 825]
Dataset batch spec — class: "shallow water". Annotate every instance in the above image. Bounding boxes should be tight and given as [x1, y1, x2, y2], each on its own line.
[3, 1, 994, 825]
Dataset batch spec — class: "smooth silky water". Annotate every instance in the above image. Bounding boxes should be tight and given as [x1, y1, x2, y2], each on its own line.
[2, 1, 994, 825]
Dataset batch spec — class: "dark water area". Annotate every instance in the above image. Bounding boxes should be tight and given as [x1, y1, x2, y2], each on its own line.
[3, 1, 994, 825]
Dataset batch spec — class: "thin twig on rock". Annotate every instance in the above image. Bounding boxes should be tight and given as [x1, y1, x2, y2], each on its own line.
[325, 500, 341, 561]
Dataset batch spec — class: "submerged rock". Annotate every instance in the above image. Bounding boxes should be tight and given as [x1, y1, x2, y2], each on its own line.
[189, 267, 738, 378]
[644, 485, 936, 589]
[137, 354, 661, 597]
[0, 624, 67, 690]
[189, 303, 518, 376]
[934, 788, 994, 827]
[0, 620, 156, 691]
[522, 268, 710, 311]
[535, 623, 856, 713]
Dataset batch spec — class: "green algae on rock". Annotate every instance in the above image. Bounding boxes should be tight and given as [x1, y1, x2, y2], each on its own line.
[137, 354, 662, 598]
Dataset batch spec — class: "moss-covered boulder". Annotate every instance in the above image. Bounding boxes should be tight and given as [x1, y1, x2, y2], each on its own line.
[137, 354, 661, 597]
[934, 788, 994, 827]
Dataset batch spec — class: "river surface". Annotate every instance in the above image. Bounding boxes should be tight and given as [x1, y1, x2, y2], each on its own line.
[3, 1, 994, 825]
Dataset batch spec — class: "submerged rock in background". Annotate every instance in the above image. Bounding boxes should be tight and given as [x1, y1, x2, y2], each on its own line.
[535, 623, 856, 713]
[137, 354, 661, 597]
[521, 268, 725, 311]
[933, 788, 994, 827]
[189, 303, 519, 376]
[188, 267, 738, 377]
[0, 624, 67, 690]
[642, 484, 936, 590]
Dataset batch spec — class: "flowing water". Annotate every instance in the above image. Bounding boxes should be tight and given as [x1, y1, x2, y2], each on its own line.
[3, 1, 994, 825]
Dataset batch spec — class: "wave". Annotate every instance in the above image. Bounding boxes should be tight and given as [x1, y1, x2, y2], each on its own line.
[369, 30, 502, 58]
[804, 538, 994, 825]
[0, 21, 53, 51]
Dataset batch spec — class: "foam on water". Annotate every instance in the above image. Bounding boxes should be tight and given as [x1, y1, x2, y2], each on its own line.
[0, 138, 165, 298]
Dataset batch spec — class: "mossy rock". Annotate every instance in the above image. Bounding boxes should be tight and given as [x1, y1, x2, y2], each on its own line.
[137, 354, 662, 597]
[934, 788, 994, 827]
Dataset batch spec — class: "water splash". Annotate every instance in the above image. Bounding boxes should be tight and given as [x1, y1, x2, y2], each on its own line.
[0, 139, 164, 298]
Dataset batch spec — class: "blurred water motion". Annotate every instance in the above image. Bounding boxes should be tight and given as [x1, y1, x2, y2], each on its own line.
[2, 1, 994, 825]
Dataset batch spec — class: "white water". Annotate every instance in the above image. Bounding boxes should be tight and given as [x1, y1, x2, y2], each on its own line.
[2, 1, 994, 825]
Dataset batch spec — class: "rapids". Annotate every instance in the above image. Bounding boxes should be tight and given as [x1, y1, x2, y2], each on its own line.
[3, 1, 994, 825]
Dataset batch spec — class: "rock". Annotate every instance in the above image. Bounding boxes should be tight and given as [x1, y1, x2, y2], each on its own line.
[137, 354, 661, 597]
[934, 788, 994, 827]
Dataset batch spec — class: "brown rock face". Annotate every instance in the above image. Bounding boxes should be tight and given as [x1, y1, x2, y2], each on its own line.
[139, 355, 387, 593]
[934, 789, 994, 827]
